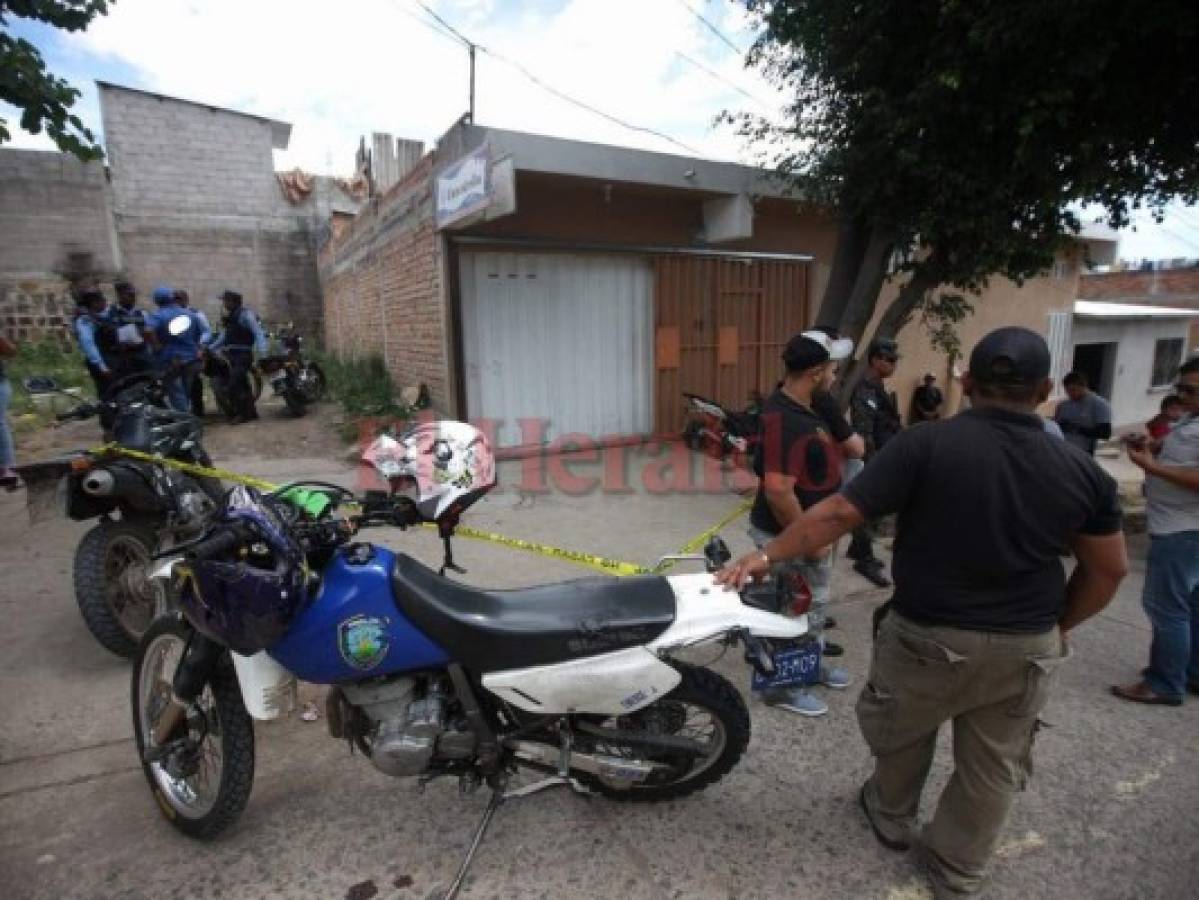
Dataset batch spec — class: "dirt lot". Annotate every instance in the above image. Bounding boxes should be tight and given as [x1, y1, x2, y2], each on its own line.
[1, 397, 1196, 899]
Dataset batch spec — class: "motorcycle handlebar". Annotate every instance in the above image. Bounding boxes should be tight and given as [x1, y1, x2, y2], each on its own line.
[186, 525, 247, 562]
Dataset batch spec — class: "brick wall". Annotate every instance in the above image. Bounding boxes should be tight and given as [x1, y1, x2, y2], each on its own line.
[0, 277, 77, 348]
[0, 149, 118, 278]
[1081, 268, 1199, 349]
[319, 156, 451, 410]
[99, 84, 325, 334]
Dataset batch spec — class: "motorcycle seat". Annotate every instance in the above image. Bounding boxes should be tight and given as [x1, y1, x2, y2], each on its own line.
[390, 554, 676, 673]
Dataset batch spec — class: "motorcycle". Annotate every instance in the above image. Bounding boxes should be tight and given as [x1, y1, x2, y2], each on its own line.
[681, 391, 762, 460]
[133, 420, 817, 895]
[203, 349, 263, 419]
[17, 368, 224, 658]
[255, 323, 325, 417]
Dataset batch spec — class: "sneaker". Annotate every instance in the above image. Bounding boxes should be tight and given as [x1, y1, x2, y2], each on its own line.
[764, 688, 828, 717]
[821, 665, 852, 689]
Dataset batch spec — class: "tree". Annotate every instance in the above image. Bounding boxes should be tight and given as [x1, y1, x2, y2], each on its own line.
[732, 0, 1199, 397]
[1, 1, 111, 160]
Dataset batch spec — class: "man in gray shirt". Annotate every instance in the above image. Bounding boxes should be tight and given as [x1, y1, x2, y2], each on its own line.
[1113, 356, 1199, 705]
[1053, 372, 1112, 455]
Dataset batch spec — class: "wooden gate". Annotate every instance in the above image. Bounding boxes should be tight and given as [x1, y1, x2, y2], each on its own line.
[653, 255, 810, 435]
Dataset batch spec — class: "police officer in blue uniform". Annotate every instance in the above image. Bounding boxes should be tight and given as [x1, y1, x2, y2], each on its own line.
[208, 290, 268, 423]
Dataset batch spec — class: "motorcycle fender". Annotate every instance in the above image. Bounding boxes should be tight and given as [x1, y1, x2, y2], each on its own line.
[647, 573, 808, 650]
[230, 651, 298, 720]
[482, 647, 682, 716]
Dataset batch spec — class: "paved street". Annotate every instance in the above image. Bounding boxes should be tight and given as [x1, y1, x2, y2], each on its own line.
[1, 419, 1196, 899]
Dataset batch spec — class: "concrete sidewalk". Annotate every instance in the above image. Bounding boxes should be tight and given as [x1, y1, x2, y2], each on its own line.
[0, 445, 1195, 900]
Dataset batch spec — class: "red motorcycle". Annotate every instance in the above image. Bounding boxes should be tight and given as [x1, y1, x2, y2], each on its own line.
[681, 391, 762, 461]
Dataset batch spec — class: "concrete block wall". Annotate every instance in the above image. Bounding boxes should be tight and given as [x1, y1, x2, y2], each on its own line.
[319, 156, 451, 410]
[0, 149, 119, 277]
[0, 277, 78, 349]
[99, 84, 324, 335]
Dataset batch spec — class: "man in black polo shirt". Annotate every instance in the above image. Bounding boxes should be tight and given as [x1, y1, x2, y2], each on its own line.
[749, 330, 856, 716]
[719, 327, 1128, 897]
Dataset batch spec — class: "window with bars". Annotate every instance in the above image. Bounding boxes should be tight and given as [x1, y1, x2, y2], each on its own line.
[1151, 337, 1184, 388]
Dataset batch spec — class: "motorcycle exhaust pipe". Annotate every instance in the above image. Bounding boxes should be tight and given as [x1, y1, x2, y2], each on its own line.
[81, 464, 168, 511]
[80, 469, 116, 496]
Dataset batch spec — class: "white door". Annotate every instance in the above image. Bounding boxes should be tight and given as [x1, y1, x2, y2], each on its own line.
[459, 251, 654, 448]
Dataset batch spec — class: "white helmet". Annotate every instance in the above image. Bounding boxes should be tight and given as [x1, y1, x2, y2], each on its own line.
[362, 420, 496, 521]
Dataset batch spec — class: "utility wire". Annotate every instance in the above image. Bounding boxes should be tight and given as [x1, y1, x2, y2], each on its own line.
[411, 0, 474, 47]
[675, 50, 773, 112]
[482, 46, 702, 156]
[676, 0, 747, 56]
[387, 0, 461, 45]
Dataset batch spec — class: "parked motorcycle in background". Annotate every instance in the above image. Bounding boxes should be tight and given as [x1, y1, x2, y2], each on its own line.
[256, 322, 325, 417]
[17, 366, 223, 658]
[203, 349, 263, 420]
[681, 391, 762, 461]
[133, 420, 815, 895]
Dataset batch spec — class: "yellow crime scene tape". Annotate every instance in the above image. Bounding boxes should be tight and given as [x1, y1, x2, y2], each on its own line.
[87, 444, 751, 577]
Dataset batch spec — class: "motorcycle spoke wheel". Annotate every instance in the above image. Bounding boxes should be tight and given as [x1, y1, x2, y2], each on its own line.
[103, 535, 163, 636]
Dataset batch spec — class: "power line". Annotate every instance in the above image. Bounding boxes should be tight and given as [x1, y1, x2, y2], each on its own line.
[674, 50, 773, 112]
[676, 0, 746, 57]
[388, 0, 460, 45]
[411, 0, 473, 47]
[482, 46, 702, 156]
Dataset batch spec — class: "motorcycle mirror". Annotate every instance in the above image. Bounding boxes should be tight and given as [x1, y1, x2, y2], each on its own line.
[167, 315, 192, 336]
[703, 536, 732, 572]
[22, 375, 60, 394]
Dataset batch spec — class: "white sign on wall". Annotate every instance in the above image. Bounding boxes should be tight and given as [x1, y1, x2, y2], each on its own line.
[436, 145, 491, 229]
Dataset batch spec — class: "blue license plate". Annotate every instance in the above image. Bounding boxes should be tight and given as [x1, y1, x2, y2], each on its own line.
[751, 642, 822, 692]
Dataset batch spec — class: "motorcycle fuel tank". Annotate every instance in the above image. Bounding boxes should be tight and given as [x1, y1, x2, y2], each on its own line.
[268, 545, 450, 684]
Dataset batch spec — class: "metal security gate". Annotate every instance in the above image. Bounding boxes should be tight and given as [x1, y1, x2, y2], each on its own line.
[458, 251, 654, 448]
[653, 256, 810, 435]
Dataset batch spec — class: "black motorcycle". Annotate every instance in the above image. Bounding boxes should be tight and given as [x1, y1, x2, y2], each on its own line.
[256, 323, 325, 417]
[17, 372, 224, 658]
[203, 349, 263, 419]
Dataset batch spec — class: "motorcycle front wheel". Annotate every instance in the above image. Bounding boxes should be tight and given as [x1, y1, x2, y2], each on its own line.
[74, 519, 165, 658]
[573, 664, 750, 801]
[132, 617, 255, 838]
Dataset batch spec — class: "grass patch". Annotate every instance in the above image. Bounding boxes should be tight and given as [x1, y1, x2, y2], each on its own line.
[5, 339, 93, 430]
[315, 352, 427, 441]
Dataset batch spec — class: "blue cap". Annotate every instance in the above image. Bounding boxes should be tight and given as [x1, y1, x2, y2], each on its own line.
[151, 285, 175, 304]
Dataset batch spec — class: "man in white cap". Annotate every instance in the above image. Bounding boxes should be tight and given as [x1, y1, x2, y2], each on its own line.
[747, 329, 856, 716]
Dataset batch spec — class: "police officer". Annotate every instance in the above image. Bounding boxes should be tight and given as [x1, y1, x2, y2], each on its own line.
[207, 290, 268, 423]
[719, 327, 1128, 898]
[108, 280, 152, 380]
[73, 289, 120, 430]
[174, 290, 209, 415]
[848, 337, 903, 587]
[146, 285, 207, 412]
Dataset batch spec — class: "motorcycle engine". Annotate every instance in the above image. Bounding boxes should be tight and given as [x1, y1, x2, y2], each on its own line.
[333, 675, 476, 777]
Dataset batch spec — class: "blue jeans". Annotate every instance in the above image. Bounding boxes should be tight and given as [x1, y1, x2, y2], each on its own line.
[1142, 531, 1199, 699]
[0, 378, 14, 468]
[160, 359, 199, 413]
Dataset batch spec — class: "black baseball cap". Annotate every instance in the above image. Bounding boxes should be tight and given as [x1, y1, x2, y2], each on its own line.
[868, 337, 900, 360]
[968, 327, 1051, 385]
[783, 330, 855, 372]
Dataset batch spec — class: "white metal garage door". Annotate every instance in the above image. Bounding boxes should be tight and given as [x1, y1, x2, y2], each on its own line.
[459, 251, 654, 448]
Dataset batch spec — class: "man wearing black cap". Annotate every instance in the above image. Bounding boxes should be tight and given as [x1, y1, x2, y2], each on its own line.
[848, 337, 903, 587]
[719, 327, 1128, 897]
[748, 330, 856, 716]
[207, 290, 268, 423]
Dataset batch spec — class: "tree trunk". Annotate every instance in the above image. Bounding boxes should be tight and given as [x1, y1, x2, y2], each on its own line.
[815, 217, 870, 328]
[835, 226, 898, 347]
[836, 267, 939, 407]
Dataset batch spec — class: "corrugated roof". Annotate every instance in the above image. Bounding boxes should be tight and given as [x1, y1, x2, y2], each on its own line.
[1074, 300, 1199, 319]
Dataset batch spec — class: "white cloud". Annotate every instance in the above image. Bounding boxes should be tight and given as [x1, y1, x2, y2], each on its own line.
[56, 0, 783, 172]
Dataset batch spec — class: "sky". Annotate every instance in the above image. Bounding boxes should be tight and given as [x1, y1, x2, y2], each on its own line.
[3, 0, 1198, 263]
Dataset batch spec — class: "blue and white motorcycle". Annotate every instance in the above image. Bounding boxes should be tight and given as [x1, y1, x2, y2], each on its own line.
[133, 421, 813, 893]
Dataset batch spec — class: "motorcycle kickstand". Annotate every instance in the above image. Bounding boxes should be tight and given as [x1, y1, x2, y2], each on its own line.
[443, 786, 504, 900]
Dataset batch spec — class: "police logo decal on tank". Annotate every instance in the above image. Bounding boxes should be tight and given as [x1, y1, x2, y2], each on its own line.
[337, 615, 391, 670]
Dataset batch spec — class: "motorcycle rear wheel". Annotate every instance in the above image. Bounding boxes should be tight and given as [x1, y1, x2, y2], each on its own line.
[132, 617, 255, 838]
[573, 664, 750, 801]
[74, 519, 164, 658]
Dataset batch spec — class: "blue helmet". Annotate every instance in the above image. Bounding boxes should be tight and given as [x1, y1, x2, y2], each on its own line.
[176, 486, 310, 655]
[151, 285, 176, 305]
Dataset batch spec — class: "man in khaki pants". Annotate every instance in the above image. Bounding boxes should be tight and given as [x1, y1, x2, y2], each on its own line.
[719, 327, 1129, 897]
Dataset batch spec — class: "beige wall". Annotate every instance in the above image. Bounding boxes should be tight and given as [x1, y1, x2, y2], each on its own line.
[865, 247, 1083, 420]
